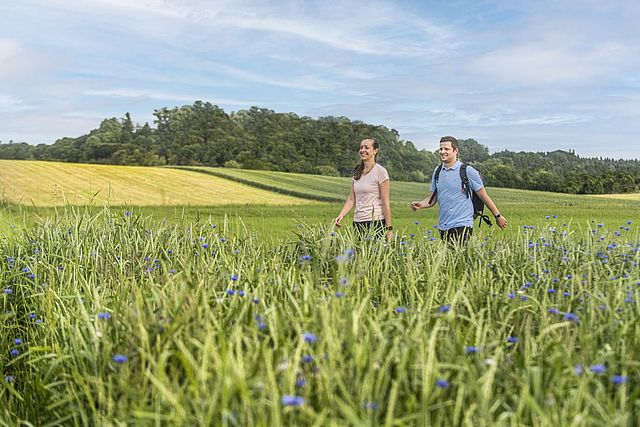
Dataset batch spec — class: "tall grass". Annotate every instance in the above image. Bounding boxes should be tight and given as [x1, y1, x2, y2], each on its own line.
[1, 208, 638, 425]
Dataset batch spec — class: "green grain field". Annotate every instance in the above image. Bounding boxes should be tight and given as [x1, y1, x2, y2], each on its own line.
[1, 161, 639, 426]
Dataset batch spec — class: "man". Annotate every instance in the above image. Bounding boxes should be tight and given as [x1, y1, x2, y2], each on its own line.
[411, 136, 507, 244]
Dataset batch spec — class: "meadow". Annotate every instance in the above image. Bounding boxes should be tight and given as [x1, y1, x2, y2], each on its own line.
[1, 162, 640, 425]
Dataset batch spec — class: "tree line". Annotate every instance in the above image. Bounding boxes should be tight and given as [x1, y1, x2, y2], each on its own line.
[1, 101, 638, 194]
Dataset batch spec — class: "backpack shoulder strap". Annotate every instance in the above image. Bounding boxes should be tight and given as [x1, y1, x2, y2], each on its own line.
[428, 164, 443, 205]
[433, 164, 443, 184]
[459, 162, 471, 198]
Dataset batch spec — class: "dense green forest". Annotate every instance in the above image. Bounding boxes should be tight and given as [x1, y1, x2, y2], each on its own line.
[1, 101, 638, 194]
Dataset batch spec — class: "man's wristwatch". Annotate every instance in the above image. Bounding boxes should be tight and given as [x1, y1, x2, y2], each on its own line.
[494, 213, 502, 219]
[386, 225, 394, 231]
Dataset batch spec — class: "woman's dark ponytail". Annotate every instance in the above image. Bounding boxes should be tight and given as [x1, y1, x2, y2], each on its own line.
[353, 161, 365, 180]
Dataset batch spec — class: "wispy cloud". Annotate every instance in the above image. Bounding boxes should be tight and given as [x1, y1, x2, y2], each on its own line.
[0, 94, 35, 113]
[473, 39, 628, 84]
[84, 88, 258, 106]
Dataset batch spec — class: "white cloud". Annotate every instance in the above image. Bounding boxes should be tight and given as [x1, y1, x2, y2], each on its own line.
[0, 94, 35, 113]
[83, 88, 258, 106]
[0, 38, 22, 62]
[472, 39, 628, 84]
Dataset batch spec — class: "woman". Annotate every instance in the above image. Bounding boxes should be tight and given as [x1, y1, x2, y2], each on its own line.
[334, 138, 393, 240]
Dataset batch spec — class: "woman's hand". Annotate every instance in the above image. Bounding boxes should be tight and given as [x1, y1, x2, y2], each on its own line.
[334, 215, 344, 227]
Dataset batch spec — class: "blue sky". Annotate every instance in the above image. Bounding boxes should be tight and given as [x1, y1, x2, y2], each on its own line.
[1, 0, 639, 159]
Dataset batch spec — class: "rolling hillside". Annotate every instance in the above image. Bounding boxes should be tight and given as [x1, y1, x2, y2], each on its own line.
[0, 160, 314, 206]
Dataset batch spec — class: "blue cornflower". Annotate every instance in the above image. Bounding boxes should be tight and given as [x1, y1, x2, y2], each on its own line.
[300, 255, 312, 262]
[14, 338, 22, 345]
[507, 293, 515, 299]
[220, 237, 226, 243]
[124, 211, 132, 217]
[548, 289, 557, 294]
[362, 401, 379, 410]
[548, 308, 561, 315]
[257, 321, 267, 331]
[627, 220, 633, 225]
[302, 354, 314, 363]
[4, 375, 15, 382]
[303, 333, 317, 344]
[3, 288, 11, 294]
[10, 348, 20, 357]
[610, 375, 627, 385]
[295, 378, 307, 388]
[335, 292, 345, 298]
[507, 336, 519, 344]
[395, 306, 407, 313]
[590, 364, 606, 374]
[438, 305, 450, 313]
[574, 364, 583, 375]
[238, 291, 245, 297]
[201, 243, 209, 249]
[520, 296, 528, 301]
[339, 277, 348, 286]
[563, 291, 571, 297]
[113, 354, 128, 363]
[435, 379, 449, 389]
[226, 289, 236, 296]
[252, 298, 260, 304]
[281, 395, 304, 406]
[465, 346, 479, 354]
[29, 313, 36, 319]
[98, 312, 111, 320]
[169, 269, 176, 274]
[563, 313, 579, 322]
[230, 274, 238, 281]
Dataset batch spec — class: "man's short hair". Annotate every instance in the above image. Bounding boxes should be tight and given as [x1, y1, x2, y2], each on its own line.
[440, 136, 459, 150]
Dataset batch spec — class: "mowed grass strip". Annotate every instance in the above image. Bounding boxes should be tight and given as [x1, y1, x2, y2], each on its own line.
[175, 166, 350, 202]
[0, 160, 315, 206]
[177, 166, 437, 203]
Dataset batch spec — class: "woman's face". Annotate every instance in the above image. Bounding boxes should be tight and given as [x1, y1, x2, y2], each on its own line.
[359, 139, 378, 161]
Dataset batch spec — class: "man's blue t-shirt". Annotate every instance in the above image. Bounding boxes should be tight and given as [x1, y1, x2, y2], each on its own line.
[429, 161, 484, 230]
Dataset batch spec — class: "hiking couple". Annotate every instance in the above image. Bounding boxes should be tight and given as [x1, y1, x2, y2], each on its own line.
[333, 136, 508, 243]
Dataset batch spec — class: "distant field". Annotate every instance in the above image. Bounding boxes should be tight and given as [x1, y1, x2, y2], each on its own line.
[592, 193, 640, 201]
[0, 160, 314, 206]
[2, 161, 638, 239]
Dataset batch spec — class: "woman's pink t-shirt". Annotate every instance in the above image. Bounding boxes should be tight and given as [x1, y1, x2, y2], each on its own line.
[352, 163, 390, 222]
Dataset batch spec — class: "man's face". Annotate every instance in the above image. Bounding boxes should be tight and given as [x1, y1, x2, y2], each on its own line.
[439, 141, 457, 162]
